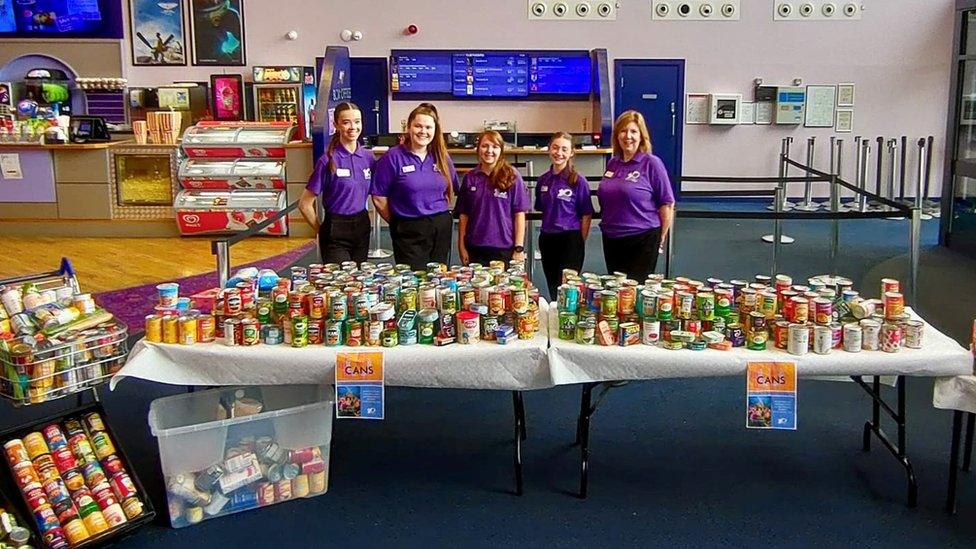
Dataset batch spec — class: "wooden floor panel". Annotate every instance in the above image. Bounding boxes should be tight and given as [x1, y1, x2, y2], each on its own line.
[0, 236, 312, 293]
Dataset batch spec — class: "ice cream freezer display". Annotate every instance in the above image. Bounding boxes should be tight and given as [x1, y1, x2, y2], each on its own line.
[174, 190, 288, 236]
[180, 122, 296, 159]
[178, 159, 286, 190]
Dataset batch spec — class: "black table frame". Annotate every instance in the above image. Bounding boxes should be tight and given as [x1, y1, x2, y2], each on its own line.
[574, 375, 920, 504]
[946, 410, 974, 514]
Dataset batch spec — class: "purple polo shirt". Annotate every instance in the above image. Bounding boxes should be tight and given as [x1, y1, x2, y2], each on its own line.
[456, 167, 530, 249]
[596, 151, 675, 238]
[534, 168, 593, 234]
[372, 144, 458, 219]
[306, 143, 375, 215]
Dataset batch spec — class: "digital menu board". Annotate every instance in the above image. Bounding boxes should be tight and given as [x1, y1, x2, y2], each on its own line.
[452, 52, 528, 98]
[391, 50, 591, 98]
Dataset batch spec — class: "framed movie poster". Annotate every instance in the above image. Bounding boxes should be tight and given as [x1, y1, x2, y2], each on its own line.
[189, 0, 246, 66]
[210, 74, 245, 121]
[129, 0, 187, 66]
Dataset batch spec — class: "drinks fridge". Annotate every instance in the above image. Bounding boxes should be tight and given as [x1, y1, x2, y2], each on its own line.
[252, 66, 316, 140]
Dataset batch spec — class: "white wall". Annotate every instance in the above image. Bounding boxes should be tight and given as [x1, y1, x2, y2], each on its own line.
[123, 0, 955, 193]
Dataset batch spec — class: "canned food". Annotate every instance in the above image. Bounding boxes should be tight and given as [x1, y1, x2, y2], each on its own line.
[656, 292, 674, 320]
[790, 297, 809, 324]
[884, 292, 905, 319]
[90, 431, 116, 461]
[904, 320, 923, 349]
[121, 497, 144, 519]
[675, 291, 693, 320]
[881, 278, 900, 296]
[198, 315, 216, 343]
[145, 315, 163, 343]
[23, 432, 49, 460]
[787, 323, 809, 356]
[696, 291, 716, 321]
[162, 315, 179, 344]
[223, 318, 239, 346]
[5, 439, 30, 467]
[860, 319, 881, 351]
[881, 322, 902, 353]
[843, 323, 863, 352]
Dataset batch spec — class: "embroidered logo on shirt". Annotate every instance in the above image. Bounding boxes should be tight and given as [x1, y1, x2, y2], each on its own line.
[625, 170, 641, 183]
[540, 186, 548, 192]
[335, 168, 351, 177]
[363, 168, 371, 179]
[493, 189, 508, 199]
[433, 164, 441, 173]
[556, 188, 574, 201]
[469, 186, 477, 192]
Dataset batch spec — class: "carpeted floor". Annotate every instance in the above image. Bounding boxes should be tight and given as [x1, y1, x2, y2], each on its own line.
[3, 202, 975, 548]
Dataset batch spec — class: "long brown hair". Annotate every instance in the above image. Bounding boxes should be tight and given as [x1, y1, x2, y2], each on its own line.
[405, 104, 453, 199]
[325, 102, 361, 173]
[549, 131, 579, 186]
[476, 131, 517, 191]
[611, 110, 653, 159]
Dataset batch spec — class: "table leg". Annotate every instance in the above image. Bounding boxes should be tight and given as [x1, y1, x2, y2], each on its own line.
[578, 383, 596, 499]
[947, 410, 964, 514]
[512, 391, 524, 496]
[964, 412, 974, 473]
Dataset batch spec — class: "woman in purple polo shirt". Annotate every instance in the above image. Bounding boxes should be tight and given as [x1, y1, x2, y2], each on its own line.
[535, 131, 593, 301]
[298, 102, 375, 264]
[372, 104, 458, 270]
[456, 131, 530, 265]
[597, 110, 675, 282]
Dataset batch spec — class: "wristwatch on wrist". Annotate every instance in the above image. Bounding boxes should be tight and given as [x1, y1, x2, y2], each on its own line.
[514, 246, 525, 253]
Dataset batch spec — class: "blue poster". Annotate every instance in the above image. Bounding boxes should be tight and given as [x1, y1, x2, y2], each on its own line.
[335, 351, 384, 420]
[129, 0, 186, 65]
[0, 0, 16, 32]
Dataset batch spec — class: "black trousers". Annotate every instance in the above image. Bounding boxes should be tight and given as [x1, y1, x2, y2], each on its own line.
[602, 227, 662, 283]
[390, 211, 453, 270]
[538, 230, 585, 302]
[466, 244, 513, 266]
[318, 210, 371, 265]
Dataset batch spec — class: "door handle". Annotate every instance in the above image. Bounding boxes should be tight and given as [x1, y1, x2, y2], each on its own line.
[670, 102, 676, 136]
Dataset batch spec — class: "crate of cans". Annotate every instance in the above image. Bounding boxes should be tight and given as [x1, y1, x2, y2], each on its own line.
[0, 321, 129, 406]
[554, 270, 924, 355]
[144, 260, 542, 350]
[1, 407, 155, 548]
[148, 385, 333, 528]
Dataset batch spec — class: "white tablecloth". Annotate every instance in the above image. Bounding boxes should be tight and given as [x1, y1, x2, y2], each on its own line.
[934, 375, 976, 415]
[111, 302, 552, 391]
[547, 308, 973, 385]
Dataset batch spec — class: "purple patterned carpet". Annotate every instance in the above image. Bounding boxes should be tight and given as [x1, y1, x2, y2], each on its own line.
[94, 242, 315, 332]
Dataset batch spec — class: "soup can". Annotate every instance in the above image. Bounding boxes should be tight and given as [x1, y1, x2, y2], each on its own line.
[904, 320, 923, 349]
[843, 323, 862, 352]
[791, 297, 809, 324]
[860, 319, 881, 351]
[884, 292, 905, 319]
[881, 322, 902, 353]
[696, 291, 716, 321]
[813, 298, 833, 325]
[813, 325, 832, 355]
[641, 320, 660, 345]
[787, 323, 809, 356]
[881, 278, 900, 297]
[144, 315, 162, 343]
[656, 292, 674, 320]
[675, 292, 693, 320]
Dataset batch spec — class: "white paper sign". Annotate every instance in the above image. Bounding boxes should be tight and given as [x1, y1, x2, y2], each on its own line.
[804, 85, 837, 128]
[739, 102, 756, 125]
[0, 153, 23, 179]
[835, 109, 854, 133]
[755, 102, 773, 125]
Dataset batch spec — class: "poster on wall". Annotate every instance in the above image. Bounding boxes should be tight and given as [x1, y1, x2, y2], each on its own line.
[189, 0, 246, 66]
[210, 74, 244, 121]
[129, 0, 187, 66]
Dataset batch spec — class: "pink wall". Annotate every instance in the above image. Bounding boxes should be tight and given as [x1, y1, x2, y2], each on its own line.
[123, 0, 955, 194]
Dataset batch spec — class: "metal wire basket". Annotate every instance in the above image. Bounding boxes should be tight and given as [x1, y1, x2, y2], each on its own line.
[0, 321, 129, 406]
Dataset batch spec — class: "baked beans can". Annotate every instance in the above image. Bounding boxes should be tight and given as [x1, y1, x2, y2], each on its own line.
[52, 447, 77, 474]
[198, 314, 215, 343]
[163, 315, 181, 343]
[813, 298, 832, 325]
[307, 320, 323, 345]
[63, 518, 91, 545]
[881, 322, 902, 353]
[90, 432, 115, 460]
[904, 320, 924, 348]
[843, 324, 863, 352]
[24, 432, 49, 460]
[881, 278, 900, 297]
[773, 320, 790, 349]
[223, 318, 239, 346]
[787, 323, 809, 356]
[860, 319, 881, 351]
[223, 289, 242, 315]
[5, 439, 30, 467]
[331, 292, 349, 320]
[325, 320, 343, 346]
[884, 292, 905, 319]
[242, 318, 260, 346]
[102, 454, 125, 476]
[145, 315, 163, 343]
[42, 477, 71, 505]
[790, 297, 809, 324]
[26, 484, 48, 510]
[308, 294, 325, 320]
[813, 325, 832, 355]
[122, 497, 144, 519]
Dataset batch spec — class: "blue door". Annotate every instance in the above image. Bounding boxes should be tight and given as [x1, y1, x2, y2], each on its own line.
[614, 59, 685, 194]
[350, 57, 389, 137]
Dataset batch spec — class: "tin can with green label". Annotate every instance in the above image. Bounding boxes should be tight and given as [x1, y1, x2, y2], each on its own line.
[558, 312, 578, 340]
[290, 316, 308, 348]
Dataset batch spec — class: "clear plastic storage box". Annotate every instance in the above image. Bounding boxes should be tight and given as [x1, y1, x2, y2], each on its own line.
[148, 385, 333, 528]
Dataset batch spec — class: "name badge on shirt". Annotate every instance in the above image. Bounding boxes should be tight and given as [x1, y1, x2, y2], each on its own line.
[603, 170, 615, 178]
[540, 186, 548, 192]
[401, 165, 416, 174]
[469, 186, 477, 192]
[336, 168, 351, 177]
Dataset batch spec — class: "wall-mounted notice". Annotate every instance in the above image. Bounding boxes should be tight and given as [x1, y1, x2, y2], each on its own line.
[739, 102, 756, 125]
[685, 93, 709, 125]
[837, 83, 855, 107]
[835, 108, 854, 133]
[0, 153, 22, 179]
[804, 85, 837, 128]
[755, 102, 773, 125]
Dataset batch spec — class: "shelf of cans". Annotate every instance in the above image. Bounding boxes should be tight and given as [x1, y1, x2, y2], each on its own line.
[1, 410, 154, 548]
[554, 272, 923, 354]
[151, 387, 332, 528]
[144, 260, 543, 349]
[1, 277, 129, 406]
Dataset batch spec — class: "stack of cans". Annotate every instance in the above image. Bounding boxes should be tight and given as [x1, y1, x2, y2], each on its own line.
[147, 260, 543, 349]
[556, 271, 925, 355]
[2, 412, 146, 548]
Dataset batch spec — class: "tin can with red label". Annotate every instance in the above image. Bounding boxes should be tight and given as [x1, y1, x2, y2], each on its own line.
[884, 292, 905, 319]
[42, 424, 68, 452]
[684, 319, 701, 337]
[93, 483, 117, 509]
[198, 314, 216, 343]
[813, 298, 833, 325]
[109, 471, 138, 501]
[34, 503, 59, 532]
[241, 318, 260, 346]
[256, 482, 276, 506]
[102, 503, 127, 527]
[26, 484, 48, 511]
[881, 278, 900, 297]
[223, 289, 242, 315]
[275, 478, 292, 501]
[42, 477, 71, 504]
[37, 462, 60, 484]
[4, 440, 30, 469]
[309, 294, 326, 319]
[790, 297, 809, 324]
[69, 434, 96, 464]
[52, 447, 78, 474]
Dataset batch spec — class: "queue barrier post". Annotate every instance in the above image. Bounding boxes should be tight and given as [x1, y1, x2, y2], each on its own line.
[215, 240, 230, 289]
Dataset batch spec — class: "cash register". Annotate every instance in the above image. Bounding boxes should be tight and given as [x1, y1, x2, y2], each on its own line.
[69, 116, 111, 143]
